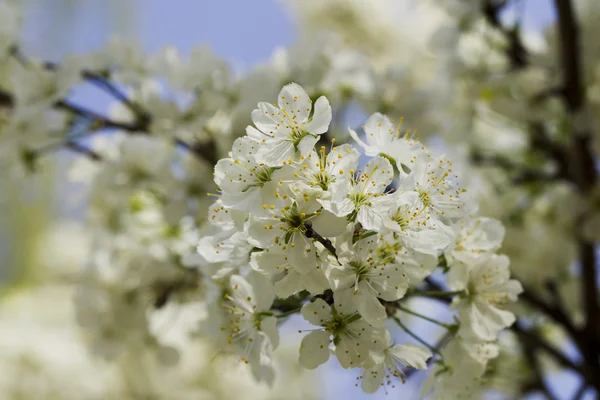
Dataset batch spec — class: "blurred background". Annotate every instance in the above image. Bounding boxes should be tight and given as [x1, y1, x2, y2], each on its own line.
[1, 0, 597, 399]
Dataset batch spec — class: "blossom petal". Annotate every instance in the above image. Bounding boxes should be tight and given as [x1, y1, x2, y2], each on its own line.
[306, 96, 331, 135]
[247, 271, 275, 311]
[301, 298, 332, 326]
[251, 102, 281, 134]
[354, 281, 387, 327]
[274, 271, 305, 298]
[247, 220, 281, 248]
[361, 363, 385, 393]
[357, 206, 384, 231]
[348, 128, 377, 156]
[388, 343, 432, 370]
[459, 300, 516, 342]
[299, 331, 331, 369]
[297, 134, 319, 158]
[288, 234, 317, 274]
[257, 140, 295, 167]
[278, 82, 311, 123]
[363, 112, 394, 151]
[250, 250, 288, 276]
[311, 211, 348, 237]
[229, 275, 255, 313]
[260, 316, 280, 349]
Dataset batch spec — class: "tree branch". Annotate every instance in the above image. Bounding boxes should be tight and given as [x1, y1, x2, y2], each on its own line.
[512, 322, 584, 376]
[519, 286, 581, 345]
[520, 332, 560, 400]
[65, 141, 102, 161]
[482, 0, 528, 69]
[1, 60, 216, 165]
[553, 0, 600, 390]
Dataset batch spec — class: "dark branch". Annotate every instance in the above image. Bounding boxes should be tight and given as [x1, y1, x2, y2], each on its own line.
[520, 331, 559, 400]
[80, 69, 152, 128]
[482, 0, 528, 69]
[303, 221, 339, 262]
[54, 99, 147, 132]
[512, 322, 584, 375]
[554, 0, 600, 390]
[65, 141, 103, 161]
[1, 55, 217, 165]
[0, 88, 13, 107]
[519, 286, 581, 345]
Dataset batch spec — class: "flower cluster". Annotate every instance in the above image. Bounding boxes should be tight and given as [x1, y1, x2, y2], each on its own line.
[196, 83, 522, 394]
[3, 0, 585, 396]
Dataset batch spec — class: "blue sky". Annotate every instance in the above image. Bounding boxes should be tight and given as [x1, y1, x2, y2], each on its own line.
[21, 0, 295, 67]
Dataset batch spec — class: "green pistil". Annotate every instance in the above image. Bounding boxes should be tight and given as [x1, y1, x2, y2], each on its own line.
[255, 166, 275, 184]
[349, 192, 371, 207]
[376, 243, 398, 265]
[347, 193, 372, 223]
[324, 313, 361, 336]
[245, 166, 277, 192]
[313, 171, 331, 190]
[286, 214, 305, 229]
[392, 210, 410, 229]
[350, 261, 372, 281]
[418, 190, 431, 205]
[279, 204, 313, 243]
[253, 313, 263, 329]
[289, 129, 312, 149]
[324, 317, 345, 334]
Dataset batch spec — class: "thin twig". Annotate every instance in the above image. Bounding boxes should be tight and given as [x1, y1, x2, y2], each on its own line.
[392, 315, 442, 357]
[304, 221, 339, 263]
[405, 290, 463, 299]
[512, 322, 584, 376]
[81, 69, 151, 125]
[396, 304, 455, 330]
[276, 307, 302, 319]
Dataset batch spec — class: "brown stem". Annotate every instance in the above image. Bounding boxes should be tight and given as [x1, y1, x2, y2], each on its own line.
[512, 322, 585, 375]
[520, 333, 559, 400]
[64, 141, 102, 161]
[519, 287, 581, 345]
[553, 0, 600, 390]
[1, 72, 215, 164]
[482, 0, 528, 69]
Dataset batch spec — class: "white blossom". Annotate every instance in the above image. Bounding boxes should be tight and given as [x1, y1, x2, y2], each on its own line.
[424, 337, 500, 399]
[349, 112, 423, 168]
[218, 273, 279, 384]
[321, 156, 394, 230]
[448, 254, 523, 342]
[247, 83, 332, 166]
[446, 217, 505, 266]
[361, 342, 432, 393]
[298, 291, 387, 370]
[326, 228, 414, 327]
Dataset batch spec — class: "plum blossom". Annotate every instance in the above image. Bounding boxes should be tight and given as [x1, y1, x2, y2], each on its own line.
[448, 254, 523, 342]
[298, 292, 387, 370]
[247, 83, 332, 166]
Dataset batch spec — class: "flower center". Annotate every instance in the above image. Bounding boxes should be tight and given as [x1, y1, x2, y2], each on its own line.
[391, 208, 410, 229]
[312, 171, 332, 190]
[253, 166, 275, 185]
[350, 260, 372, 281]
